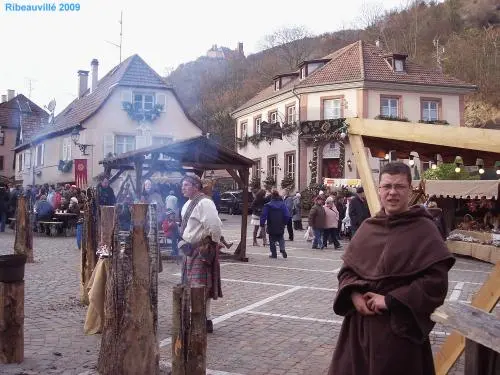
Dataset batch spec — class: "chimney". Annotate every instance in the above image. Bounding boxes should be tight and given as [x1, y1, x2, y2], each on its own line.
[375, 39, 381, 48]
[237, 42, 244, 55]
[77, 70, 89, 98]
[7, 89, 15, 101]
[1, 95, 7, 103]
[91, 59, 99, 93]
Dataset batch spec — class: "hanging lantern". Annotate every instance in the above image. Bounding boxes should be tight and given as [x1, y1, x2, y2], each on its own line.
[454, 156, 463, 173]
[495, 161, 500, 175]
[476, 158, 485, 175]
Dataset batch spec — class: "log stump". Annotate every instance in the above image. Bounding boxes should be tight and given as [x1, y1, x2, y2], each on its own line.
[0, 281, 24, 363]
[172, 286, 207, 375]
[97, 204, 159, 375]
[14, 196, 33, 263]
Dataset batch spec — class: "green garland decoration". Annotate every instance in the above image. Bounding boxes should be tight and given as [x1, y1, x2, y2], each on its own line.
[236, 122, 299, 149]
[280, 174, 295, 190]
[263, 175, 276, 190]
[122, 101, 164, 123]
[250, 175, 261, 190]
[375, 114, 409, 122]
[58, 159, 73, 173]
[418, 119, 449, 125]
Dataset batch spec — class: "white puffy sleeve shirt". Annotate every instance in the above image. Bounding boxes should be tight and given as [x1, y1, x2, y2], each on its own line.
[181, 198, 223, 244]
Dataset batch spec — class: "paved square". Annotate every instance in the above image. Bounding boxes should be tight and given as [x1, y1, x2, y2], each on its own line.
[0, 214, 493, 374]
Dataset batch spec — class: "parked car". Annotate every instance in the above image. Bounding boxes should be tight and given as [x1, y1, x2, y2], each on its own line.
[219, 190, 254, 215]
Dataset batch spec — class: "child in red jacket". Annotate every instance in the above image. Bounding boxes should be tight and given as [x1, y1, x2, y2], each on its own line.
[162, 209, 179, 256]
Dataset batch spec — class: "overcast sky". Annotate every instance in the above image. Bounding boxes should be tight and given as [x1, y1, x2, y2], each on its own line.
[1, 0, 408, 114]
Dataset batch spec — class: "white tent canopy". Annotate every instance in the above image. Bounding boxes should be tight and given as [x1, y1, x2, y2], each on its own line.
[413, 180, 499, 200]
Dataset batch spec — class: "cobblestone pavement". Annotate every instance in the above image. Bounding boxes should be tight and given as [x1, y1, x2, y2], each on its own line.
[0, 214, 494, 375]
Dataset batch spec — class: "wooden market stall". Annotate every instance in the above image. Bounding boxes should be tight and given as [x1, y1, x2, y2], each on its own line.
[99, 135, 254, 261]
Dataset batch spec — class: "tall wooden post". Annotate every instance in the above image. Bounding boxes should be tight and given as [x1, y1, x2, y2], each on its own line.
[80, 194, 98, 305]
[349, 134, 381, 215]
[236, 168, 249, 261]
[98, 204, 159, 375]
[14, 196, 33, 263]
[187, 286, 207, 375]
[172, 286, 207, 375]
[0, 281, 24, 363]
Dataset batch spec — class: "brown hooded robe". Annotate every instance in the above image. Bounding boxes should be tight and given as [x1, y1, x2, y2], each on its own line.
[328, 206, 455, 375]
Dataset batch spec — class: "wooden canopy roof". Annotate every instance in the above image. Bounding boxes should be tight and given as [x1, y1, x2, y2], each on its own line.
[100, 135, 254, 171]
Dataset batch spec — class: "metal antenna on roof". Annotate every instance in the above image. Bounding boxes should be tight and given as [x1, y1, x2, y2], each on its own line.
[106, 11, 123, 63]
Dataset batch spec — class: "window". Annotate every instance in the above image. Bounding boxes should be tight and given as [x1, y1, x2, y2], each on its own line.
[268, 155, 278, 181]
[253, 159, 261, 178]
[0, 131, 4, 145]
[380, 97, 399, 117]
[269, 111, 278, 124]
[152, 137, 173, 146]
[62, 137, 72, 161]
[285, 152, 295, 179]
[253, 117, 261, 134]
[240, 121, 247, 137]
[421, 100, 439, 121]
[35, 144, 44, 167]
[274, 79, 280, 91]
[286, 105, 296, 124]
[394, 59, 404, 72]
[300, 66, 307, 79]
[17, 153, 23, 172]
[24, 150, 31, 169]
[0, 156, 3, 171]
[133, 93, 155, 111]
[322, 98, 342, 119]
[115, 135, 135, 155]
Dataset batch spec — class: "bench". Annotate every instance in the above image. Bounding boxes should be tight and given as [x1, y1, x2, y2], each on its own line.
[431, 301, 500, 375]
[38, 221, 64, 236]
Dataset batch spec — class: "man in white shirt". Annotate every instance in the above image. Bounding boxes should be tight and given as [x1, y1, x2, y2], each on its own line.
[165, 190, 179, 220]
[178, 175, 223, 333]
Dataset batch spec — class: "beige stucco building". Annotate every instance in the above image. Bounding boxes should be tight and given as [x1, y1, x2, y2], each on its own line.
[14, 55, 202, 188]
[0, 91, 48, 182]
[232, 41, 477, 191]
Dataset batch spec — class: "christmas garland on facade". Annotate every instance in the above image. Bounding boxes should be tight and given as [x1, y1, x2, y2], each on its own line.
[58, 159, 73, 173]
[122, 102, 164, 123]
[237, 122, 299, 149]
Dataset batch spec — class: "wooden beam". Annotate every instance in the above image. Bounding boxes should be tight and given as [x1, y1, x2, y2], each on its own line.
[135, 160, 143, 195]
[431, 301, 500, 353]
[226, 169, 244, 188]
[109, 168, 125, 184]
[433, 261, 500, 375]
[235, 168, 249, 261]
[348, 118, 500, 154]
[349, 135, 380, 215]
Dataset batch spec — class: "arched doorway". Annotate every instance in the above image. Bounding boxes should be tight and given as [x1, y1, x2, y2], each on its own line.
[322, 142, 343, 178]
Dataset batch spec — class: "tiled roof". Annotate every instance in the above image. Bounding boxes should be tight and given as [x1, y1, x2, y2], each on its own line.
[0, 94, 48, 143]
[298, 40, 477, 88]
[31, 54, 193, 143]
[234, 40, 476, 113]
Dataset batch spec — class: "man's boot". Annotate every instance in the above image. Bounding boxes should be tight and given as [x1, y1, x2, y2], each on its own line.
[206, 319, 213, 333]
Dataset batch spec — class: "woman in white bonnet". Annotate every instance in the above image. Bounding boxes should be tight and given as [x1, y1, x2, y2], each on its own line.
[292, 192, 303, 230]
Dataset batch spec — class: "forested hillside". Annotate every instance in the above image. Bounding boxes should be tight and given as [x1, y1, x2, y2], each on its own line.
[166, 0, 499, 145]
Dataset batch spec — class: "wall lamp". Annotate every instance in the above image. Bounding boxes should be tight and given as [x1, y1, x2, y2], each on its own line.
[454, 156, 463, 173]
[476, 158, 485, 175]
[70, 127, 93, 156]
[347, 159, 352, 171]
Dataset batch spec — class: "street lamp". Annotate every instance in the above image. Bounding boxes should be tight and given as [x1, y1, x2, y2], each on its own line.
[70, 127, 92, 156]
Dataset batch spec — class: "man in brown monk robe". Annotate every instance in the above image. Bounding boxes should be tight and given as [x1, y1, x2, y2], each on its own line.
[328, 162, 455, 375]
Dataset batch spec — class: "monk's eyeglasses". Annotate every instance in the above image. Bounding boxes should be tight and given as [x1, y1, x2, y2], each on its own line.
[379, 184, 409, 192]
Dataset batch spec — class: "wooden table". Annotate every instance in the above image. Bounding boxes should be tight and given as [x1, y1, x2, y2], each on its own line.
[54, 212, 78, 236]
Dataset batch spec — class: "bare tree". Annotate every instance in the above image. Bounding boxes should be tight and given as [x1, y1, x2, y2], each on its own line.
[259, 25, 315, 70]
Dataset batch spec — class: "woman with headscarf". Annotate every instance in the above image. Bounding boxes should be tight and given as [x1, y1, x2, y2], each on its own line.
[250, 189, 268, 246]
[292, 192, 303, 230]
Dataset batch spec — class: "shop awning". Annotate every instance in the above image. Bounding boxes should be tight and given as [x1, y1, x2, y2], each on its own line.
[324, 178, 362, 187]
[414, 180, 499, 199]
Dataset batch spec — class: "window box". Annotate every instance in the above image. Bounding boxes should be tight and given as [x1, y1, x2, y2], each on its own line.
[418, 119, 449, 125]
[375, 114, 409, 122]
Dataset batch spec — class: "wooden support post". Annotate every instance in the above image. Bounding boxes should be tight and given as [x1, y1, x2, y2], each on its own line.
[172, 285, 188, 375]
[349, 134, 380, 215]
[465, 340, 500, 375]
[80, 193, 99, 305]
[0, 281, 24, 363]
[172, 286, 207, 375]
[14, 196, 33, 263]
[433, 261, 500, 375]
[135, 159, 144, 195]
[233, 168, 249, 262]
[98, 204, 159, 375]
[186, 286, 207, 375]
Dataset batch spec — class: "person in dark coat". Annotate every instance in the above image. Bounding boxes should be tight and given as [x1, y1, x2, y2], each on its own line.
[328, 162, 455, 375]
[260, 189, 290, 259]
[348, 186, 370, 236]
[283, 190, 294, 240]
[308, 195, 326, 249]
[97, 177, 116, 206]
[0, 185, 9, 232]
[34, 195, 55, 221]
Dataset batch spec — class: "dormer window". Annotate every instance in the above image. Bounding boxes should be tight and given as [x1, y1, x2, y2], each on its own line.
[384, 53, 407, 73]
